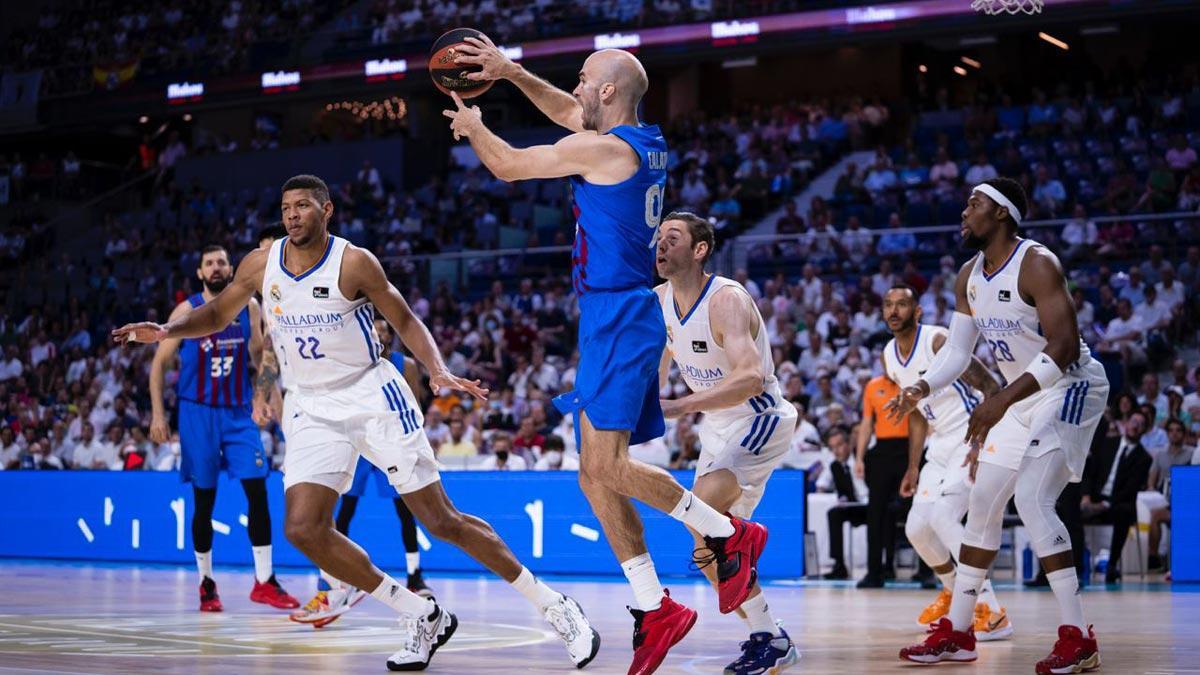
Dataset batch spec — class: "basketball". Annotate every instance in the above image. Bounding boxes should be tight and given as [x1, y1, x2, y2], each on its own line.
[429, 28, 495, 99]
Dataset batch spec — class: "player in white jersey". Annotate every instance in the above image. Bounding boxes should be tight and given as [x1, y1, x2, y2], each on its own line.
[879, 285, 1011, 640]
[114, 174, 600, 672]
[654, 212, 799, 675]
[894, 178, 1109, 674]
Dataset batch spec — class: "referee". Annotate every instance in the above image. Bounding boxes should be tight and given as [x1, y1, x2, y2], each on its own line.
[855, 374, 909, 588]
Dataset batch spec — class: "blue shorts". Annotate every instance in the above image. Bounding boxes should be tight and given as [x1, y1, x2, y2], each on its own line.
[178, 399, 269, 489]
[553, 287, 665, 448]
[345, 456, 398, 498]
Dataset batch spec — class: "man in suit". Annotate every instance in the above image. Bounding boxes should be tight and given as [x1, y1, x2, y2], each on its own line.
[820, 427, 868, 579]
[1081, 411, 1153, 584]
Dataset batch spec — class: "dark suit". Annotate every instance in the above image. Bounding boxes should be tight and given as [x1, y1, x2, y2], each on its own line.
[1081, 436, 1153, 576]
[827, 460, 867, 569]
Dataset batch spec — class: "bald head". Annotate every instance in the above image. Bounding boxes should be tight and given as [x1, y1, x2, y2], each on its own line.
[590, 49, 648, 104]
[575, 49, 647, 130]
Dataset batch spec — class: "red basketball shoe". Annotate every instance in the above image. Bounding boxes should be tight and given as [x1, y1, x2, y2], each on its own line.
[199, 577, 223, 612]
[250, 574, 300, 609]
[627, 589, 698, 675]
[698, 517, 768, 614]
[1035, 625, 1101, 674]
[899, 618, 978, 664]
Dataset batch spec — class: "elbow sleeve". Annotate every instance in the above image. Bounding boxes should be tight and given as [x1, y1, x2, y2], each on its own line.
[922, 312, 978, 393]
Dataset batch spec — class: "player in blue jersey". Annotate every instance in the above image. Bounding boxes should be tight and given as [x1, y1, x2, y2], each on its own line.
[449, 40, 771, 674]
[149, 244, 299, 612]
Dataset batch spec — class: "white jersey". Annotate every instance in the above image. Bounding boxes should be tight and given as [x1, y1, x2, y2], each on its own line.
[660, 275, 784, 426]
[966, 237, 1092, 383]
[262, 235, 382, 391]
[883, 324, 979, 466]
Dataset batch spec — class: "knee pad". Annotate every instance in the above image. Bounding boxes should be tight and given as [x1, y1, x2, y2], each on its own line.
[929, 499, 966, 556]
[906, 503, 950, 564]
[1015, 478, 1072, 557]
[962, 489, 1005, 551]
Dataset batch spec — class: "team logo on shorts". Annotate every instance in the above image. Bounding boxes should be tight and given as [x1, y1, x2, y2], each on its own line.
[269, 284, 282, 302]
[1030, 439, 1040, 447]
[387, 466, 398, 474]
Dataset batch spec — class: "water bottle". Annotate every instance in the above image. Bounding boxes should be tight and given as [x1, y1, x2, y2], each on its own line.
[1096, 548, 1110, 575]
[1022, 543, 1034, 581]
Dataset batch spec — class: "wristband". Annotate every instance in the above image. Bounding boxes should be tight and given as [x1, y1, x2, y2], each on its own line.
[1023, 351, 1064, 390]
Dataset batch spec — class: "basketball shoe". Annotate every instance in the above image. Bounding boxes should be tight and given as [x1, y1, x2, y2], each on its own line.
[542, 594, 601, 669]
[289, 586, 367, 628]
[1034, 625, 1100, 674]
[973, 604, 1014, 642]
[723, 627, 799, 675]
[918, 588, 953, 627]
[407, 570, 435, 601]
[698, 517, 769, 614]
[250, 574, 300, 609]
[199, 577, 223, 612]
[900, 618, 978, 664]
[627, 589, 698, 675]
[386, 604, 458, 671]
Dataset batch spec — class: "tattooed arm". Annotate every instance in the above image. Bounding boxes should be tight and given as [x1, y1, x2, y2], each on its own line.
[252, 333, 280, 426]
[931, 331, 1000, 397]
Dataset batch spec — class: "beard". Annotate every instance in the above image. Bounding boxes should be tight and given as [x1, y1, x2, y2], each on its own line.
[203, 275, 230, 294]
[580, 94, 600, 131]
[962, 231, 989, 251]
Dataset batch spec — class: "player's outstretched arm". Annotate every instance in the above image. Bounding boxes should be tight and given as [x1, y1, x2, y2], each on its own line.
[345, 246, 488, 400]
[453, 35, 585, 133]
[929, 331, 1001, 398]
[660, 288, 764, 419]
[252, 333, 279, 427]
[900, 411, 928, 497]
[113, 249, 267, 345]
[148, 301, 189, 443]
[443, 93, 627, 183]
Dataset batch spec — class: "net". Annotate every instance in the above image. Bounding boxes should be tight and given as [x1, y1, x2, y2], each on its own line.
[971, 0, 1043, 14]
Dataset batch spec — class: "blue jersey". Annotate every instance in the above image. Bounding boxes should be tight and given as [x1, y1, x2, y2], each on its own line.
[178, 294, 253, 408]
[568, 123, 668, 296]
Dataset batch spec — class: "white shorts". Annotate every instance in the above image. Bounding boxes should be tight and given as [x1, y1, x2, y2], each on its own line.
[696, 404, 797, 519]
[915, 431, 973, 505]
[979, 359, 1109, 482]
[282, 360, 439, 495]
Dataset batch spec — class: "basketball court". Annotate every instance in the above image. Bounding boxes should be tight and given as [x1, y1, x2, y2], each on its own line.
[0, 560, 1191, 673]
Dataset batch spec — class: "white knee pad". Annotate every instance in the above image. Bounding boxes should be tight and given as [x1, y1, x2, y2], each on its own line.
[961, 462, 1020, 551]
[1014, 452, 1073, 557]
[929, 497, 967, 559]
[906, 503, 950, 565]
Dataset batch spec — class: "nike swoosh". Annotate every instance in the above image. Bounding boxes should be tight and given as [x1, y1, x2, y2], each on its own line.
[988, 614, 1007, 631]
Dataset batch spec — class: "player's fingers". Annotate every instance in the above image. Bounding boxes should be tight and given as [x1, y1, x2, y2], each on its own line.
[451, 91, 465, 109]
[457, 41, 482, 54]
[465, 72, 484, 80]
[480, 32, 496, 47]
[442, 109, 456, 119]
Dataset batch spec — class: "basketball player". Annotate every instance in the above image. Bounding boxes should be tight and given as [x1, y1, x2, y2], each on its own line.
[148, 244, 299, 612]
[449, 40, 767, 674]
[878, 285, 1012, 640]
[653, 212, 799, 675]
[290, 317, 434, 629]
[115, 175, 599, 671]
[893, 178, 1109, 673]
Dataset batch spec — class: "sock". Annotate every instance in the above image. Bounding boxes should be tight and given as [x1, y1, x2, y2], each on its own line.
[319, 569, 341, 590]
[668, 491, 735, 539]
[251, 545, 272, 584]
[978, 579, 1001, 613]
[371, 574, 435, 617]
[739, 592, 782, 636]
[510, 566, 562, 610]
[948, 564, 987, 631]
[406, 553, 420, 576]
[621, 553, 665, 612]
[935, 562, 956, 593]
[195, 550, 213, 581]
[1047, 567, 1087, 632]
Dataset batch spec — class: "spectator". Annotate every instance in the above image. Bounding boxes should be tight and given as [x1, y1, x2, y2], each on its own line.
[1081, 411, 1152, 584]
[477, 432, 527, 471]
[0, 346, 23, 381]
[1060, 204, 1099, 261]
[1166, 134, 1197, 173]
[73, 422, 117, 470]
[1139, 403, 1169, 456]
[0, 427, 20, 469]
[533, 434, 579, 470]
[19, 440, 63, 470]
[876, 212, 916, 258]
[819, 427, 867, 580]
[511, 416, 546, 462]
[964, 152, 999, 186]
[1032, 165, 1067, 214]
[863, 159, 898, 196]
[437, 419, 477, 459]
[776, 201, 804, 235]
[842, 215, 873, 267]
[1097, 299, 1147, 375]
[928, 147, 959, 194]
[1146, 419, 1192, 571]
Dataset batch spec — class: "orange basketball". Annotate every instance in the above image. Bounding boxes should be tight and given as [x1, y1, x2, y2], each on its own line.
[429, 28, 495, 99]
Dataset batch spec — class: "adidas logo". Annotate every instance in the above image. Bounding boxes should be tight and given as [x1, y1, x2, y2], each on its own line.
[1053, 535, 1066, 545]
[962, 589, 978, 597]
[389, 584, 400, 598]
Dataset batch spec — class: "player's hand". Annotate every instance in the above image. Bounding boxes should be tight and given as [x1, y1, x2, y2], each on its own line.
[659, 398, 688, 419]
[962, 444, 980, 482]
[442, 92, 483, 141]
[885, 383, 926, 423]
[112, 322, 168, 345]
[149, 415, 171, 444]
[251, 395, 274, 427]
[431, 368, 489, 401]
[964, 394, 1006, 450]
[454, 35, 517, 82]
[899, 465, 919, 498]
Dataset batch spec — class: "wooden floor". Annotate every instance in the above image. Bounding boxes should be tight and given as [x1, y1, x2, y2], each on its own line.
[0, 560, 1193, 674]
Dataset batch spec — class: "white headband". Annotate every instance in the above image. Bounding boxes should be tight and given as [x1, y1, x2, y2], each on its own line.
[973, 183, 1023, 225]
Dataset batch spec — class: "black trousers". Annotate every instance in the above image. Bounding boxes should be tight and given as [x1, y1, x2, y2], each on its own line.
[866, 439, 909, 577]
[1084, 499, 1138, 576]
[828, 503, 868, 567]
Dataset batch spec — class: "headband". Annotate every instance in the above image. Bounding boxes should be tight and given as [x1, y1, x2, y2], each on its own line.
[973, 183, 1023, 225]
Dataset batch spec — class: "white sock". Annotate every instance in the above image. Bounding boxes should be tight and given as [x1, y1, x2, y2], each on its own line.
[621, 553, 665, 612]
[251, 545, 272, 583]
[371, 574, 435, 617]
[510, 566, 562, 610]
[948, 564, 987, 631]
[1047, 568, 1087, 632]
[739, 592, 782, 636]
[669, 490, 735, 539]
[935, 563, 956, 593]
[406, 553, 420, 576]
[320, 568, 343, 590]
[195, 550, 213, 581]
[978, 579, 1001, 613]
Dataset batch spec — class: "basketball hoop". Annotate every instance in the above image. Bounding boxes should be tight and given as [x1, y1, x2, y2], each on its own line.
[972, 0, 1043, 14]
